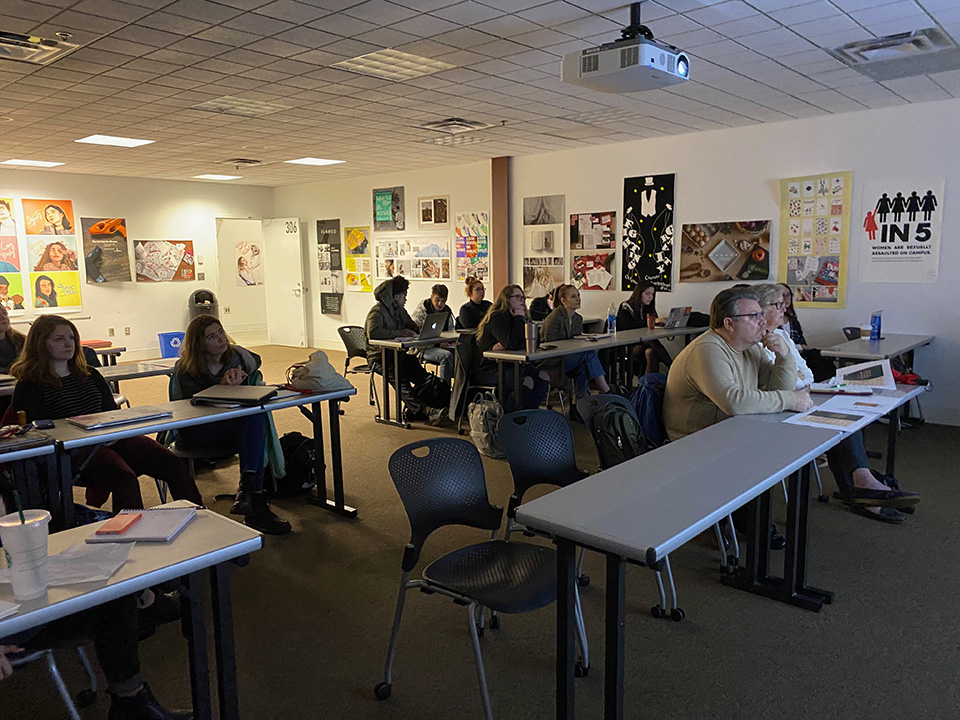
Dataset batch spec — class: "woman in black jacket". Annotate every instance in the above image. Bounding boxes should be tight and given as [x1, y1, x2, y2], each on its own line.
[616, 281, 672, 375]
[457, 276, 492, 329]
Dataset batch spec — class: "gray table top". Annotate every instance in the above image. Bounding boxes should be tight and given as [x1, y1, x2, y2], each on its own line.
[483, 325, 706, 362]
[98, 358, 178, 383]
[515, 415, 840, 565]
[0, 440, 57, 463]
[820, 333, 934, 360]
[368, 330, 458, 350]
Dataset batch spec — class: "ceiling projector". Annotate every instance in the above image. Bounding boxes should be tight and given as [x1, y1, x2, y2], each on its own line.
[561, 2, 689, 93]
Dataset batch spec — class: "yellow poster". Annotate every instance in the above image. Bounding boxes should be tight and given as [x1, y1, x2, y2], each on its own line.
[778, 171, 851, 309]
[31, 271, 82, 308]
[343, 226, 371, 292]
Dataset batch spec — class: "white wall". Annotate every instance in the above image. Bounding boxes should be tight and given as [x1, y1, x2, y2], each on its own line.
[215, 217, 267, 346]
[272, 160, 492, 350]
[510, 97, 960, 424]
[0, 169, 272, 359]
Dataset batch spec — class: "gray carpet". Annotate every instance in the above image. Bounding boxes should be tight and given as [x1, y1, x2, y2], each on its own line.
[4, 346, 957, 719]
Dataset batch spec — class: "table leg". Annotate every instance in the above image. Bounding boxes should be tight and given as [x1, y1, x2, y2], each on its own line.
[604, 554, 625, 720]
[210, 563, 239, 720]
[182, 572, 213, 720]
[513, 362, 521, 413]
[393, 347, 404, 425]
[307, 400, 357, 517]
[556, 537, 576, 720]
[497, 361, 505, 405]
[885, 407, 898, 477]
[57, 450, 75, 529]
[375, 346, 409, 429]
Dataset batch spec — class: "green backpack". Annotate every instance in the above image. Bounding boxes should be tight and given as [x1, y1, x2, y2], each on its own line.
[592, 402, 654, 469]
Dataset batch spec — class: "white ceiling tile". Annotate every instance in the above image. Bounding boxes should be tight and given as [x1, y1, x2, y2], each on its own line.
[768, 0, 842, 24]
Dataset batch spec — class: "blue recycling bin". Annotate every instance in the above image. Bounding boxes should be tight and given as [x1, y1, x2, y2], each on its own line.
[158, 331, 185, 358]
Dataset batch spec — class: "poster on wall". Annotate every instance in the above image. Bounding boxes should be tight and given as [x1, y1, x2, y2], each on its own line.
[135, 240, 195, 282]
[523, 257, 564, 299]
[622, 175, 674, 292]
[0, 274, 25, 311]
[454, 212, 489, 281]
[778, 171, 852, 308]
[317, 219, 343, 314]
[679, 221, 770, 282]
[418, 196, 449, 230]
[22, 199, 75, 237]
[857, 179, 943, 283]
[0, 198, 21, 273]
[0, 198, 18, 240]
[31, 272, 82, 308]
[375, 237, 451, 280]
[81, 217, 132, 283]
[234, 241, 263, 286]
[570, 212, 616, 290]
[344, 226, 372, 292]
[373, 187, 405, 232]
[523, 195, 565, 299]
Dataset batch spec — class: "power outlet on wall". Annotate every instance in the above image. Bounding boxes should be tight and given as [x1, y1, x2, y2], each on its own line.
[198, 272, 205, 281]
[108, 328, 115, 337]
[124, 327, 130, 335]
[223, 306, 231, 314]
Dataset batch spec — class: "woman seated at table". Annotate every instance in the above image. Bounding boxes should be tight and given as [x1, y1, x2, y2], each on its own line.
[778, 282, 835, 382]
[541, 284, 610, 398]
[616, 281, 672, 375]
[457, 276, 491, 330]
[172, 315, 289, 535]
[475, 285, 549, 411]
[9, 315, 202, 513]
[0, 305, 24, 417]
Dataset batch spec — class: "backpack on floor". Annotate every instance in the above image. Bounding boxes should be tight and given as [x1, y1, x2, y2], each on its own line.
[272, 432, 318, 497]
[468, 392, 506, 459]
[592, 402, 654, 469]
[414, 374, 451, 410]
[629, 372, 668, 448]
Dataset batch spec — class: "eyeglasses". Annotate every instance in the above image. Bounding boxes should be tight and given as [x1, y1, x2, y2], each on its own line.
[729, 312, 765, 322]
[764, 301, 785, 310]
[509, 294, 525, 301]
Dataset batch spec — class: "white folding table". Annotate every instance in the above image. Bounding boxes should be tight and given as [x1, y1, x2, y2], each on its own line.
[820, 333, 933, 362]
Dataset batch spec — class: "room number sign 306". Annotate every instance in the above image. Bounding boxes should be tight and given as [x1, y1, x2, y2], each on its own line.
[285, 221, 298, 233]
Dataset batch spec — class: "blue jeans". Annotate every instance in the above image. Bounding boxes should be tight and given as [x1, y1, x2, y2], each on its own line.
[825, 430, 871, 494]
[563, 351, 605, 396]
[179, 414, 268, 490]
[422, 346, 454, 381]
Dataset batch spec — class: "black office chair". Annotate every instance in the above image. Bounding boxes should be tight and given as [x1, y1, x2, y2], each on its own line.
[375, 438, 561, 720]
[842, 326, 861, 341]
[338, 325, 376, 407]
[82, 346, 129, 408]
[451, 332, 496, 434]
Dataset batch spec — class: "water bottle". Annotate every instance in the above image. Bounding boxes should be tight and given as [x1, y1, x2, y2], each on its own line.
[607, 303, 617, 334]
[870, 310, 882, 341]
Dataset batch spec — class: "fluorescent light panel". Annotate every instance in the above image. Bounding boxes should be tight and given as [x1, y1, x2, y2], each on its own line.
[1, 159, 63, 167]
[192, 174, 241, 180]
[332, 49, 455, 82]
[75, 134, 155, 147]
[284, 157, 344, 166]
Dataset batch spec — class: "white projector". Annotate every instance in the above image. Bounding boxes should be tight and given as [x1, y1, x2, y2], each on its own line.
[561, 36, 689, 93]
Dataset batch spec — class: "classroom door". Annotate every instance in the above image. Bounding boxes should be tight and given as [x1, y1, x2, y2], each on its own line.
[262, 217, 307, 347]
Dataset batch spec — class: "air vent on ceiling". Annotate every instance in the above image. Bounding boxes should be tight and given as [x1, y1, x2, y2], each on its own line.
[421, 135, 487, 147]
[192, 96, 291, 118]
[0, 31, 78, 66]
[828, 28, 960, 81]
[418, 118, 492, 135]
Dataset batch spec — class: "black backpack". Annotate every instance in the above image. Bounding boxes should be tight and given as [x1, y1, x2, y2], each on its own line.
[592, 402, 654, 469]
[272, 432, 318, 497]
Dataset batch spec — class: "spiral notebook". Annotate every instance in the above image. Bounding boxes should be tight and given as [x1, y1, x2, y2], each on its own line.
[85, 507, 196, 543]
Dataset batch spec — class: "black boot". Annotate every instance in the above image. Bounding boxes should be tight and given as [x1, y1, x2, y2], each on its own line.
[245, 492, 291, 535]
[229, 471, 257, 516]
[107, 683, 192, 720]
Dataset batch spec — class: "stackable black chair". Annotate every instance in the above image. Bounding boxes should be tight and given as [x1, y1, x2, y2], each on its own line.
[9, 647, 98, 720]
[338, 325, 377, 407]
[451, 332, 496, 433]
[375, 438, 562, 720]
[841, 326, 861, 341]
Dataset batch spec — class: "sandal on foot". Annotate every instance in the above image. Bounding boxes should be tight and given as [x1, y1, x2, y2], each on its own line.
[849, 505, 905, 523]
[849, 487, 919, 508]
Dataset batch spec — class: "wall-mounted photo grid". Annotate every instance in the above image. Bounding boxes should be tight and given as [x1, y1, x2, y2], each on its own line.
[17, 198, 83, 309]
[375, 237, 451, 280]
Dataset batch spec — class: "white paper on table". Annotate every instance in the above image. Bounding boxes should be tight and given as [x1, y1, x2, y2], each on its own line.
[834, 358, 897, 391]
[817, 393, 902, 416]
[783, 407, 877, 434]
[0, 543, 132, 586]
[0, 599, 20, 619]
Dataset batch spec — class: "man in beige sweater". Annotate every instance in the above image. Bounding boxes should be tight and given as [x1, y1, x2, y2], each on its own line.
[665, 287, 813, 441]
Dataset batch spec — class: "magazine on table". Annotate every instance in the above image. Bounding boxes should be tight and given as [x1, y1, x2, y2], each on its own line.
[833, 358, 897, 391]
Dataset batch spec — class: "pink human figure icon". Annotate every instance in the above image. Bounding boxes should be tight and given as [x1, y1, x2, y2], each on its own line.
[863, 210, 878, 240]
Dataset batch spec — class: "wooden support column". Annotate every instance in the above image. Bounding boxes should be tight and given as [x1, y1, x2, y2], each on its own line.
[491, 156, 510, 292]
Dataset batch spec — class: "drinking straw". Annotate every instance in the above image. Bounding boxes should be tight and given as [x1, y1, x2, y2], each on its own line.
[12, 490, 25, 524]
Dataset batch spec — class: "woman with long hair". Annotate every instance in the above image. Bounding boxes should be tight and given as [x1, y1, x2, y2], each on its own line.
[475, 285, 549, 410]
[172, 315, 290, 534]
[39, 204, 72, 235]
[0, 304, 25, 416]
[34, 241, 78, 271]
[34, 275, 57, 307]
[541, 284, 610, 397]
[10, 315, 201, 512]
[616, 281, 672, 375]
[778, 282, 835, 382]
[457, 275, 491, 329]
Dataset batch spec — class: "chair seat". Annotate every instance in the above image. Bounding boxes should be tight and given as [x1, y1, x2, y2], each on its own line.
[526, 468, 589, 490]
[347, 363, 371, 374]
[424, 540, 557, 614]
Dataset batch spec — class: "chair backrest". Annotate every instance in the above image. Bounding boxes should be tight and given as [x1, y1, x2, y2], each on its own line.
[498, 410, 582, 500]
[81, 346, 102, 368]
[454, 331, 486, 382]
[842, 326, 860, 341]
[388, 438, 502, 570]
[576, 394, 637, 436]
[338, 325, 368, 360]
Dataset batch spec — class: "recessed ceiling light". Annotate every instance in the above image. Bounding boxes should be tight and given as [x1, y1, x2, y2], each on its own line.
[284, 157, 345, 166]
[421, 136, 487, 146]
[75, 134, 155, 147]
[1, 159, 63, 167]
[332, 49, 455, 82]
[192, 174, 241, 181]
[192, 96, 290, 118]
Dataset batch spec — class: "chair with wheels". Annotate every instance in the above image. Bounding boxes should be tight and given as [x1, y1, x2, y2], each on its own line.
[375, 438, 569, 720]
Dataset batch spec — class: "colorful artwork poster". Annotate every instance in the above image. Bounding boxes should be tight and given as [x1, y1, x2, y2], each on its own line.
[375, 237, 451, 280]
[134, 240, 195, 282]
[858, 179, 943, 283]
[234, 241, 263, 286]
[418, 195, 450, 230]
[0, 274, 25, 311]
[523, 257, 564, 300]
[344, 226, 372, 292]
[80, 217, 131, 283]
[455, 212, 489, 281]
[317, 219, 343, 314]
[679, 221, 770, 283]
[22, 199, 75, 237]
[778, 171, 852, 308]
[31, 271, 82, 308]
[570, 212, 616, 290]
[622, 175, 675, 292]
[27, 235, 79, 273]
[0, 198, 18, 240]
[0, 238, 20, 273]
[373, 187, 405, 232]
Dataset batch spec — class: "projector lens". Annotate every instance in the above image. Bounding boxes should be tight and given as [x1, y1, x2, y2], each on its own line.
[678, 56, 689, 77]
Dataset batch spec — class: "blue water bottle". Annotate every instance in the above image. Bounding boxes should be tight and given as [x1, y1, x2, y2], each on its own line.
[870, 311, 882, 341]
[607, 303, 617, 334]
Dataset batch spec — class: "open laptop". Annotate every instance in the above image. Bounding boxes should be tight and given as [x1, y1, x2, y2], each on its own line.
[663, 306, 693, 329]
[190, 384, 279, 407]
[410, 312, 447, 341]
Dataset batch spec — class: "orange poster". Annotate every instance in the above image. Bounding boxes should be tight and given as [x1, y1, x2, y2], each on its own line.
[22, 199, 76, 236]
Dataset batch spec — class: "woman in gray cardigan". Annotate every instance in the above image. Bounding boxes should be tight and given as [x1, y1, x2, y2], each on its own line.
[540, 284, 610, 398]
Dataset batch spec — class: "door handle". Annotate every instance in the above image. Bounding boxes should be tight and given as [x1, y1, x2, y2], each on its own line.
[293, 282, 302, 297]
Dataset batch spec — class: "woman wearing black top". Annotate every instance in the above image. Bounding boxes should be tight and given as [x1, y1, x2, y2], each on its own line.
[616, 281, 672, 375]
[475, 285, 549, 411]
[778, 283, 835, 382]
[457, 276, 492, 329]
[0, 306, 24, 417]
[10, 315, 201, 512]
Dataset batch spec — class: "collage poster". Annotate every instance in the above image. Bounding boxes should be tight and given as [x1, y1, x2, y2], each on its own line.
[317, 219, 343, 314]
[234, 241, 263, 286]
[23, 199, 82, 308]
[344, 226, 372, 292]
[622, 175, 675, 292]
[778, 171, 852, 308]
[418, 195, 449, 230]
[373, 187, 405, 232]
[569, 212, 616, 291]
[375, 237, 451, 280]
[0, 198, 21, 273]
[81, 217, 132, 283]
[522, 195, 565, 299]
[679, 221, 770, 282]
[454, 212, 489, 281]
[857, 178, 943, 283]
[135, 240, 195, 282]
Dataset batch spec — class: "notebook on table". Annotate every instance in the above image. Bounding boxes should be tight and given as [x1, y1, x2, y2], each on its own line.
[190, 384, 278, 407]
[68, 405, 173, 430]
[85, 506, 196, 543]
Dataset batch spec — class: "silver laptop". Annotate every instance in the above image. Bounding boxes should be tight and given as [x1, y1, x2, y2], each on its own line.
[415, 312, 447, 341]
[190, 384, 278, 406]
[664, 306, 692, 329]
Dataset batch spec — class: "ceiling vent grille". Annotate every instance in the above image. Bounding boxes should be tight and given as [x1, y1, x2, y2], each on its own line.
[418, 118, 492, 135]
[0, 31, 78, 66]
[828, 28, 960, 81]
[192, 96, 290, 118]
